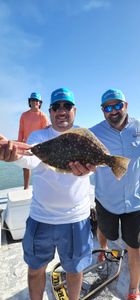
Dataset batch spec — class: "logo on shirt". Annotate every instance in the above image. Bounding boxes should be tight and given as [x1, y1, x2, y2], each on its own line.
[132, 131, 140, 137]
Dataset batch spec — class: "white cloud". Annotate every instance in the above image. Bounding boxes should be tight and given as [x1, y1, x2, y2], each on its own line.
[0, 0, 112, 139]
[0, 65, 49, 139]
[0, 1, 11, 20]
[83, 0, 110, 11]
[0, 0, 47, 64]
[58, 0, 110, 16]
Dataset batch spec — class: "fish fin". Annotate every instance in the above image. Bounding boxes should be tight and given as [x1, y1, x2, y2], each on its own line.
[111, 156, 130, 180]
[46, 164, 71, 174]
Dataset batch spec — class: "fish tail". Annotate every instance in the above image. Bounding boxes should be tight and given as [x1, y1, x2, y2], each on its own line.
[111, 156, 130, 180]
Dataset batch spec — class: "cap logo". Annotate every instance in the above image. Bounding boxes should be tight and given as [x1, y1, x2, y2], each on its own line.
[101, 89, 125, 105]
[104, 92, 114, 98]
[50, 88, 75, 106]
[54, 91, 71, 97]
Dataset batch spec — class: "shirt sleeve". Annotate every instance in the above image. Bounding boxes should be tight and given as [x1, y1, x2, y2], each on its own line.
[14, 155, 41, 169]
[27, 131, 40, 145]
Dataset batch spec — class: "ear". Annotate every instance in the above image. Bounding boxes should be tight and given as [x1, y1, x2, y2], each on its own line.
[28, 99, 31, 108]
[124, 102, 128, 109]
[73, 106, 76, 115]
[39, 101, 42, 109]
[101, 106, 104, 112]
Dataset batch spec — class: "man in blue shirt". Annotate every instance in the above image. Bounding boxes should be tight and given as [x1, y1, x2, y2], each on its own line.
[70, 88, 140, 300]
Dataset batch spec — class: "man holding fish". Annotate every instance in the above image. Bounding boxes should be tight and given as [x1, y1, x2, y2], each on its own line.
[0, 88, 96, 300]
[0, 88, 139, 299]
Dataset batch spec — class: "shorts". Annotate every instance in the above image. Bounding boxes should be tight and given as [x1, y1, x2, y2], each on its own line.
[95, 199, 140, 248]
[22, 216, 93, 272]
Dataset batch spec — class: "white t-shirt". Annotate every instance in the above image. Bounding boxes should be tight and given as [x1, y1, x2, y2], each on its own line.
[15, 126, 91, 224]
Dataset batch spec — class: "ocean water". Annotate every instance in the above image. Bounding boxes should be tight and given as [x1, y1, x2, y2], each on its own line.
[0, 161, 95, 190]
[0, 161, 26, 190]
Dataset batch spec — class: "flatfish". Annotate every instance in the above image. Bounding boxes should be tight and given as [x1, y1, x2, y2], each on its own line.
[31, 128, 130, 180]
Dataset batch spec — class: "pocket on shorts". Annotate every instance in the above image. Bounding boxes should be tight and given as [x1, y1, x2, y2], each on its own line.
[22, 217, 39, 256]
[72, 218, 93, 257]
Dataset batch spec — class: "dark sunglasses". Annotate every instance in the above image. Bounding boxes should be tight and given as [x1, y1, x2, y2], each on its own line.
[103, 102, 124, 113]
[50, 102, 74, 112]
[30, 98, 41, 102]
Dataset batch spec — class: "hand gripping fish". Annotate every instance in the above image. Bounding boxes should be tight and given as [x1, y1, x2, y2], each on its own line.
[0, 140, 31, 155]
[0, 128, 130, 180]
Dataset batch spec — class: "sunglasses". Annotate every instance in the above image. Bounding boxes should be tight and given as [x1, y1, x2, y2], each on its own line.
[103, 102, 124, 113]
[30, 98, 41, 102]
[50, 102, 74, 112]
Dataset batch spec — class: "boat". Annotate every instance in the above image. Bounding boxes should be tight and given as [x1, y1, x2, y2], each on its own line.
[0, 185, 95, 246]
[0, 185, 130, 299]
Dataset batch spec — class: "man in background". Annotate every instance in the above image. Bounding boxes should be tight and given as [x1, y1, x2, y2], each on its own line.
[18, 92, 49, 189]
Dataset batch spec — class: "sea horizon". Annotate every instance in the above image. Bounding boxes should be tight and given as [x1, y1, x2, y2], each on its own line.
[0, 161, 25, 190]
[0, 161, 95, 191]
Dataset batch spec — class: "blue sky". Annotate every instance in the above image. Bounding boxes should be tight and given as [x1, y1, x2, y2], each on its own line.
[0, 0, 140, 139]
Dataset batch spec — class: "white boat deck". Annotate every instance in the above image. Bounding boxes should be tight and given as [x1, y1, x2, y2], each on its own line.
[0, 237, 130, 300]
[0, 186, 133, 300]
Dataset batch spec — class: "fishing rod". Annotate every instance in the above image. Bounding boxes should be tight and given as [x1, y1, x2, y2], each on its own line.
[51, 248, 127, 300]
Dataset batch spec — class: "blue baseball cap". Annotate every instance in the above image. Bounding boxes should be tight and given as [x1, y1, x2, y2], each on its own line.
[50, 88, 75, 106]
[101, 89, 126, 106]
[29, 92, 42, 101]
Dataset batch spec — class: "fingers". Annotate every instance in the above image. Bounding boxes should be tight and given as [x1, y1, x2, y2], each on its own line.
[0, 141, 21, 162]
[69, 162, 84, 176]
[69, 162, 96, 176]
[17, 149, 33, 156]
[0, 134, 7, 141]
[4, 141, 16, 161]
[86, 163, 96, 172]
[0, 145, 5, 160]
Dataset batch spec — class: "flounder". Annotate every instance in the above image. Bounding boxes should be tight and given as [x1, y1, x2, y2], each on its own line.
[31, 127, 130, 180]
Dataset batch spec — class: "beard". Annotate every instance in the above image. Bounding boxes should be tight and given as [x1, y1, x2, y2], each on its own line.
[107, 112, 128, 128]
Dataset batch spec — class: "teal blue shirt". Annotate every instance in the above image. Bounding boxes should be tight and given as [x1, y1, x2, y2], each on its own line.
[90, 117, 140, 214]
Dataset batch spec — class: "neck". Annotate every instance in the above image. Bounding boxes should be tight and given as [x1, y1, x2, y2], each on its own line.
[30, 108, 40, 112]
[52, 124, 73, 132]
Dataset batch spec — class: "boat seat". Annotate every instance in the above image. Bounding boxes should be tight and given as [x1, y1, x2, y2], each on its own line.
[7, 188, 32, 205]
[4, 188, 32, 240]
